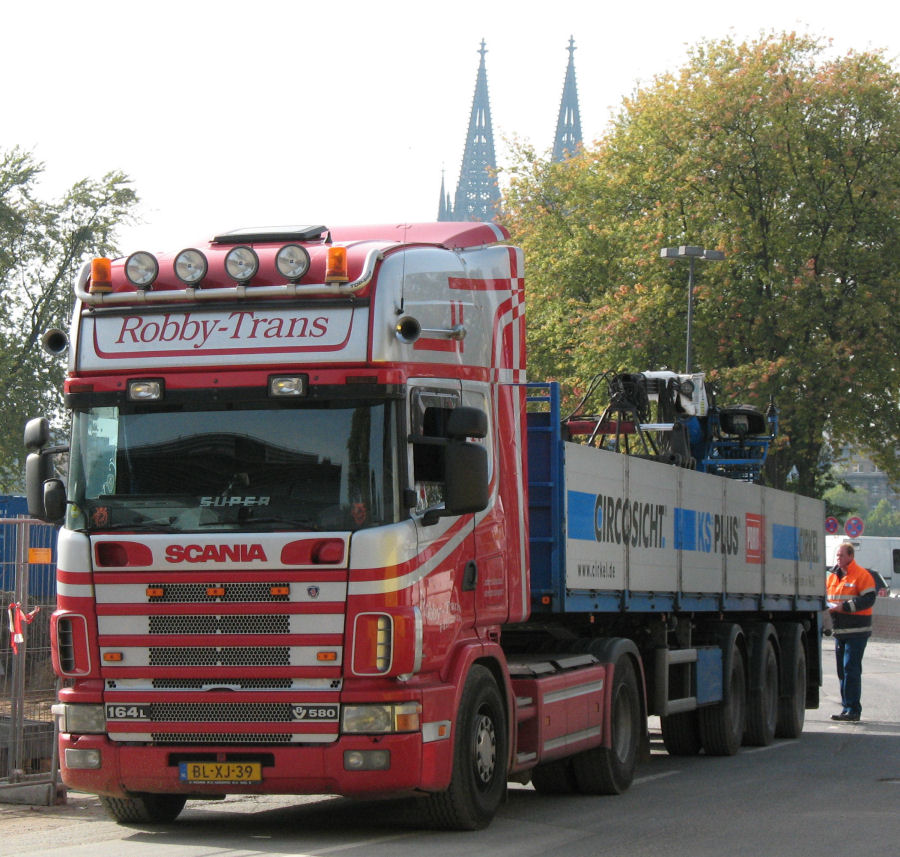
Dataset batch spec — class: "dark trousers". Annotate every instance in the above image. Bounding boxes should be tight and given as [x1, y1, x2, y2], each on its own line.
[834, 633, 869, 717]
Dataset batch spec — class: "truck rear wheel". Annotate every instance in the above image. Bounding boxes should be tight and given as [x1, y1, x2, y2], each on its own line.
[775, 626, 807, 738]
[421, 665, 508, 830]
[570, 656, 640, 794]
[660, 710, 702, 756]
[530, 758, 577, 794]
[744, 635, 779, 746]
[698, 637, 746, 756]
[99, 794, 187, 824]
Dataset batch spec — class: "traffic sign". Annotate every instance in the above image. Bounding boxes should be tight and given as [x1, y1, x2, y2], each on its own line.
[845, 516, 865, 538]
[825, 517, 839, 534]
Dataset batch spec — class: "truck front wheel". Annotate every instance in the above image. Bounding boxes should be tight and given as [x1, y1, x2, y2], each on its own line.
[422, 665, 508, 830]
[100, 793, 187, 824]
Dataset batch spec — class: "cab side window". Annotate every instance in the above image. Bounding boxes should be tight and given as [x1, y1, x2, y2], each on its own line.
[410, 389, 460, 514]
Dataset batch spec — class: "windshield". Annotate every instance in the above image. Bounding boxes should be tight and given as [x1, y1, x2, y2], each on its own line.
[66, 399, 399, 533]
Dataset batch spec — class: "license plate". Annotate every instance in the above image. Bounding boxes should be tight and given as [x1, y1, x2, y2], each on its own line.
[179, 762, 262, 784]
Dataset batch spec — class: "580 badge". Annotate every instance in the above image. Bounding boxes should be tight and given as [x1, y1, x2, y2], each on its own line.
[292, 704, 339, 721]
[106, 704, 151, 720]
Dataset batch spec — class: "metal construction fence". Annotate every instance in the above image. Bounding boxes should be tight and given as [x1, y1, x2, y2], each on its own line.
[0, 512, 59, 804]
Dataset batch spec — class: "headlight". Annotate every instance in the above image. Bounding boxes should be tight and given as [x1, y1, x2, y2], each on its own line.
[275, 244, 310, 281]
[127, 379, 163, 401]
[341, 702, 420, 734]
[124, 251, 159, 289]
[53, 703, 106, 734]
[174, 248, 208, 284]
[269, 375, 307, 397]
[224, 246, 259, 283]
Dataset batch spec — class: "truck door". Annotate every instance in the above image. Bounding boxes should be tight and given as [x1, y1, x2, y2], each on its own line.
[462, 385, 508, 627]
[409, 383, 477, 658]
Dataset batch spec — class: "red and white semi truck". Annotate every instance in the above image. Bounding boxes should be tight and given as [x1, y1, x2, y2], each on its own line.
[26, 222, 824, 829]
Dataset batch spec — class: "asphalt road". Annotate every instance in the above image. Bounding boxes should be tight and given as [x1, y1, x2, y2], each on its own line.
[3, 639, 899, 857]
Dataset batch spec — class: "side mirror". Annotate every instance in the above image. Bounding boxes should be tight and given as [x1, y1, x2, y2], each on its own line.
[25, 451, 54, 519]
[43, 479, 67, 523]
[417, 406, 490, 526]
[446, 406, 487, 439]
[24, 417, 67, 523]
[24, 417, 52, 452]
[444, 442, 489, 515]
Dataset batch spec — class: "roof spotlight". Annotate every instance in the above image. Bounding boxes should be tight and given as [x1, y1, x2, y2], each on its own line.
[224, 246, 259, 283]
[174, 249, 208, 285]
[124, 252, 159, 289]
[275, 244, 311, 281]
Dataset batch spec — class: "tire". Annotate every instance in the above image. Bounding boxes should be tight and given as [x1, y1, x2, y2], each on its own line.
[421, 665, 508, 830]
[775, 628, 807, 739]
[99, 794, 187, 824]
[660, 710, 702, 756]
[530, 758, 577, 794]
[744, 637, 779, 747]
[699, 638, 746, 756]
[570, 656, 640, 795]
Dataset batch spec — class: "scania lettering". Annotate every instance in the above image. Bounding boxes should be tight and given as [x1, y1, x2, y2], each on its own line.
[164, 544, 269, 563]
[26, 222, 824, 830]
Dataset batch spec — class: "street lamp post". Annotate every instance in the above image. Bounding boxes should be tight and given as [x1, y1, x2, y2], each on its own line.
[659, 245, 725, 374]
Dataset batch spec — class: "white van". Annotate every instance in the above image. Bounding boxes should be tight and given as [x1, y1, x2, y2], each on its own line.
[825, 535, 899, 594]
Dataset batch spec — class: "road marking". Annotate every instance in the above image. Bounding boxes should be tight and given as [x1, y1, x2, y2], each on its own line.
[634, 770, 680, 785]
[283, 833, 418, 856]
[743, 740, 793, 754]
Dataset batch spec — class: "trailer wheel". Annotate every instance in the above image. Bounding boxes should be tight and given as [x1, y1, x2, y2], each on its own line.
[775, 627, 807, 739]
[660, 710, 702, 756]
[530, 758, 577, 794]
[99, 794, 187, 824]
[744, 636, 779, 746]
[422, 665, 508, 830]
[570, 656, 640, 795]
[698, 638, 746, 756]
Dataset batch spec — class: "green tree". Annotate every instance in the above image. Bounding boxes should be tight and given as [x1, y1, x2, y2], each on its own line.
[0, 147, 137, 491]
[503, 32, 900, 495]
[863, 498, 900, 536]
[822, 483, 869, 520]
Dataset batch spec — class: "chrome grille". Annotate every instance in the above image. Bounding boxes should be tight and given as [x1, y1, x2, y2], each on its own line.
[150, 703, 306, 722]
[149, 647, 290, 667]
[151, 732, 295, 745]
[147, 583, 290, 603]
[149, 615, 290, 635]
[151, 678, 295, 690]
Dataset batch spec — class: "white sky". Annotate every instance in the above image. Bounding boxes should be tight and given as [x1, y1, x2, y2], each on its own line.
[3, 0, 898, 256]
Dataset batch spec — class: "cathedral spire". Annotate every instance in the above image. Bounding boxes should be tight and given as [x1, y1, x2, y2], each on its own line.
[437, 169, 452, 221]
[445, 39, 500, 222]
[552, 36, 583, 162]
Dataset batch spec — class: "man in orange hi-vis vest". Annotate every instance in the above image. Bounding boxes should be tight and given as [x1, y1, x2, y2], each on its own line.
[826, 542, 877, 722]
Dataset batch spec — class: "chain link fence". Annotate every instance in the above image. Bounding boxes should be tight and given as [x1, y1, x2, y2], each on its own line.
[1, 505, 59, 805]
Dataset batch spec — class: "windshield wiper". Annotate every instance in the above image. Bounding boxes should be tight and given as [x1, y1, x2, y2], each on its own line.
[89, 520, 179, 533]
[200, 515, 321, 531]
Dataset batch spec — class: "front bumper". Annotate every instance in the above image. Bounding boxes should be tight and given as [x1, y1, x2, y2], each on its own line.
[58, 728, 453, 799]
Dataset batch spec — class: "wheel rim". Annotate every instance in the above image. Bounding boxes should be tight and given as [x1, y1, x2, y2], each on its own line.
[473, 711, 497, 785]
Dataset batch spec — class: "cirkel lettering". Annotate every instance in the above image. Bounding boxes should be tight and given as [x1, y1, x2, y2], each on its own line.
[594, 494, 667, 549]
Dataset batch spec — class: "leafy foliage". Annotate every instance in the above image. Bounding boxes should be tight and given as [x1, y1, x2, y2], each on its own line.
[503, 33, 900, 495]
[0, 147, 137, 491]
[865, 498, 900, 536]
